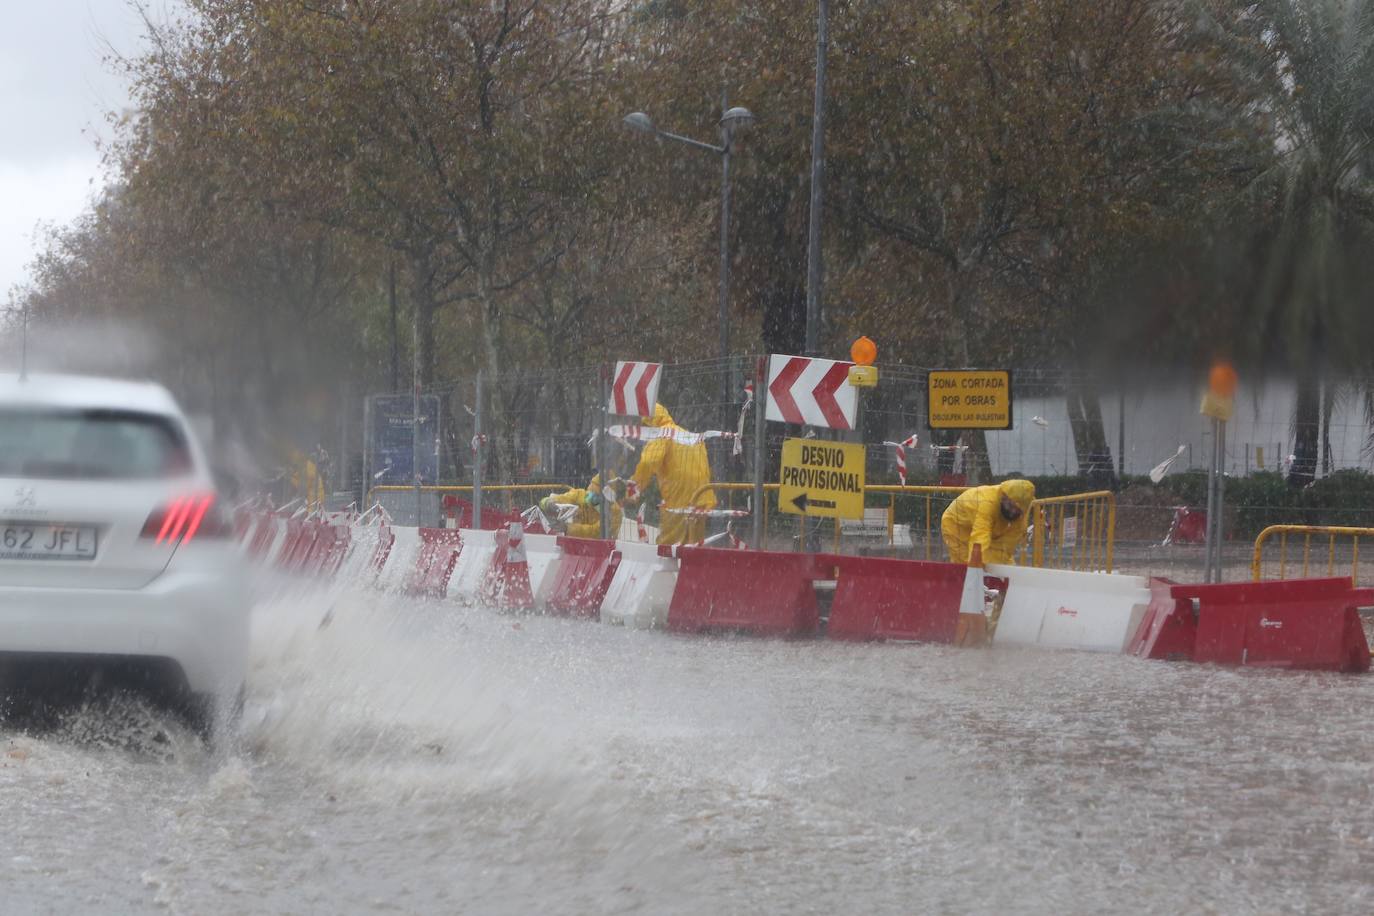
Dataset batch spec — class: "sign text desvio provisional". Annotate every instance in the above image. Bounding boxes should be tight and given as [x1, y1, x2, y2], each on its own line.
[778, 438, 866, 519]
[927, 369, 1013, 430]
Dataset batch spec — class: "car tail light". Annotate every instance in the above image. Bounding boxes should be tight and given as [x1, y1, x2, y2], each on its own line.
[141, 493, 233, 544]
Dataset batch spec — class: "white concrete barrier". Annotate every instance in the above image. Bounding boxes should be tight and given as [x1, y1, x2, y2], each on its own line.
[523, 533, 564, 610]
[261, 517, 290, 567]
[447, 528, 499, 604]
[372, 525, 421, 594]
[988, 564, 1151, 653]
[601, 540, 679, 629]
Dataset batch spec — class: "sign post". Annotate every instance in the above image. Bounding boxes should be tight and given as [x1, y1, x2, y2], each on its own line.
[473, 371, 484, 530]
[599, 365, 610, 539]
[1201, 362, 1237, 583]
[752, 357, 767, 548]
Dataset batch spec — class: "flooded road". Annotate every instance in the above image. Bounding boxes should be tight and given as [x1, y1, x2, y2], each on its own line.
[3, 581, 1374, 915]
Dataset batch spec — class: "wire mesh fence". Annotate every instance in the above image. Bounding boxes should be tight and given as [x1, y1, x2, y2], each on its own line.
[344, 361, 1374, 567]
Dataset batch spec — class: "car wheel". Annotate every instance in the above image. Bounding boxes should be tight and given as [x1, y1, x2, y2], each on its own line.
[186, 684, 245, 750]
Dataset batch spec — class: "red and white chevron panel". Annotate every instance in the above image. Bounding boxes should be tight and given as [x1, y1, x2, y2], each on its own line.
[765, 354, 858, 430]
[609, 361, 663, 417]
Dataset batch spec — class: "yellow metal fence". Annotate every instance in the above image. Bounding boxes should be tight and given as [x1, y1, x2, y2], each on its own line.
[1252, 525, 1374, 587]
[368, 484, 572, 516]
[365, 482, 1116, 572]
[690, 483, 1116, 572]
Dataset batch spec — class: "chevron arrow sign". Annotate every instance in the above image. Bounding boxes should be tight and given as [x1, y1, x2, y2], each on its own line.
[609, 361, 663, 417]
[765, 354, 858, 430]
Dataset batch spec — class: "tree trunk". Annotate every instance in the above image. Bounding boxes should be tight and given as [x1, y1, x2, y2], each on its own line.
[408, 253, 437, 389]
[1289, 373, 1320, 486]
[1065, 379, 1116, 488]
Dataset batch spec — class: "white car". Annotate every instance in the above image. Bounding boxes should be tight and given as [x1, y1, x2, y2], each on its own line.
[0, 372, 249, 742]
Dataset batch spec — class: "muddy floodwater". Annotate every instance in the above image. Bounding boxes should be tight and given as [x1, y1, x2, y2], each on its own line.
[3, 581, 1373, 915]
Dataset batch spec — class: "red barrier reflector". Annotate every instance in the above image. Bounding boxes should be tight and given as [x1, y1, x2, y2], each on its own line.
[1170, 578, 1373, 672]
[667, 548, 831, 637]
[405, 528, 463, 598]
[547, 536, 620, 618]
[1126, 578, 1197, 661]
[481, 523, 535, 610]
[826, 556, 963, 643]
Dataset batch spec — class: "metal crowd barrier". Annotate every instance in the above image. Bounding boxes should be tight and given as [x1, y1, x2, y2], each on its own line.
[367, 484, 572, 522]
[1024, 491, 1116, 573]
[1252, 525, 1374, 587]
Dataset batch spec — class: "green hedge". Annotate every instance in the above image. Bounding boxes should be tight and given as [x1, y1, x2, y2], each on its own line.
[870, 467, 1374, 540]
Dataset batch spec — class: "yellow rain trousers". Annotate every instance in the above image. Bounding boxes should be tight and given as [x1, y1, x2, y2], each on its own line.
[288, 450, 326, 511]
[941, 479, 1036, 565]
[547, 476, 623, 539]
[631, 404, 716, 546]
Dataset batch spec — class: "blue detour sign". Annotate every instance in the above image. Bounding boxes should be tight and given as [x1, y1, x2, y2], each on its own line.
[367, 394, 441, 486]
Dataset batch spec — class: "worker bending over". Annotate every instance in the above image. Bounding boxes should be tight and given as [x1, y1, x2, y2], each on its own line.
[941, 479, 1036, 565]
[626, 403, 716, 545]
[540, 474, 623, 539]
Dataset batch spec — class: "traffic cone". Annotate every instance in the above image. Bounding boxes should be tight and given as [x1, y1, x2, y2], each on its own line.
[481, 522, 535, 611]
[955, 544, 989, 648]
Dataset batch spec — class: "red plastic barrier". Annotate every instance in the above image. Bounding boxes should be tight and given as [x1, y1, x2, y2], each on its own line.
[1164, 507, 1207, 545]
[1126, 578, 1197, 661]
[826, 556, 964, 643]
[546, 537, 621, 618]
[1170, 578, 1373, 672]
[303, 524, 351, 577]
[277, 520, 319, 572]
[481, 524, 535, 610]
[441, 496, 534, 532]
[405, 528, 463, 598]
[667, 548, 833, 637]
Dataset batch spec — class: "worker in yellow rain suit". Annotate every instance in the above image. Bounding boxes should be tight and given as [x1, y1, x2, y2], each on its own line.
[539, 475, 623, 539]
[287, 446, 326, 511]
[627, 403, 716, 545]
[941, 479, 1036, 565]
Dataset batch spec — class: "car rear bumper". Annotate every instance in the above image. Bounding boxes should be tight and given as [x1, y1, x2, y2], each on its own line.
[0, 568, 249, 695]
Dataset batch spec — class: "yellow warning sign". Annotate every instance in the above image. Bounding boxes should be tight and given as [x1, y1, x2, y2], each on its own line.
[779, 438, 866, 519]
[927, 369, 1013, 430]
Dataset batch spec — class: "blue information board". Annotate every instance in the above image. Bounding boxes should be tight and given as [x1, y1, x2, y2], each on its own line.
[367, 394, 441, 486]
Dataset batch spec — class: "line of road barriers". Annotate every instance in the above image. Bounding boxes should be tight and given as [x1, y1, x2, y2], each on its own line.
[235, 501, 1373, 672]
[366, 482, 1374, 593]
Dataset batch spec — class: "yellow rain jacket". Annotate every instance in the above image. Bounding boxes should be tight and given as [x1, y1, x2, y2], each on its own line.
[547, 475, 623, 539]
[631, 404, 716, 545]
[941, 479, 1036, 565]
[288, 448, 326, 511]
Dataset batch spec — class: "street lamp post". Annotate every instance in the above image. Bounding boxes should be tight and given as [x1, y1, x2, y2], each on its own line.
[623, 104, 755, 422]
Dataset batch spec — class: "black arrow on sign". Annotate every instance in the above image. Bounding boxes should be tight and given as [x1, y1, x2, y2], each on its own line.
[790, 492, 837, 513]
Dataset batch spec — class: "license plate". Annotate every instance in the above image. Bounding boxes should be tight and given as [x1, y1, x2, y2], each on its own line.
[0, 523, 99, 560]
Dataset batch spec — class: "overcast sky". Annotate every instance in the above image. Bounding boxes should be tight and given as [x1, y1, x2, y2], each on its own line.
[1, 1, 155, 302]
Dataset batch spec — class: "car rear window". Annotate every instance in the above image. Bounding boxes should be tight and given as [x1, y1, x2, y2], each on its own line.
[0, 408, 192, 480]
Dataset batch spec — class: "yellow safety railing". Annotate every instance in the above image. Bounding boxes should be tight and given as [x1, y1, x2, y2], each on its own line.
[367, 483, 572, 514]
[688, 482, 1116, 572]
[1252, 525, 1374, 587]
[1023, 491, 1116, 573]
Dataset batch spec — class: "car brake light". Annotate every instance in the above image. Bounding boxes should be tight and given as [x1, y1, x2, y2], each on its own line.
[141, 494, 232, 544]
